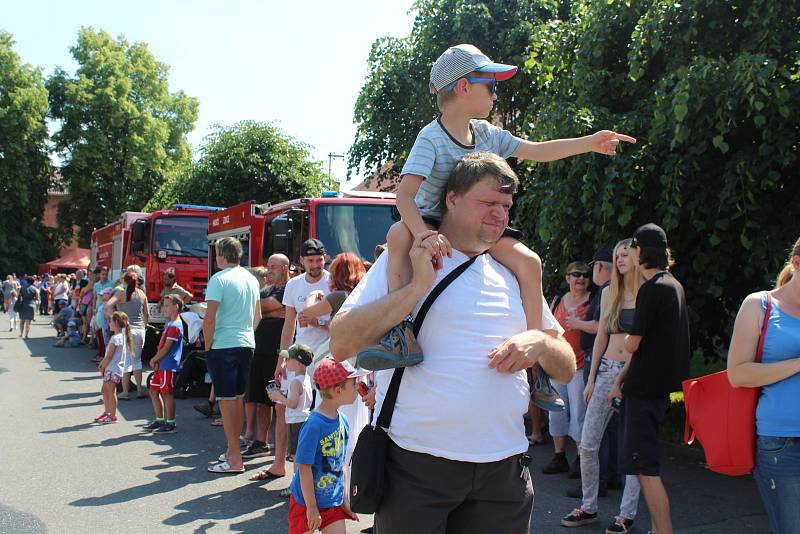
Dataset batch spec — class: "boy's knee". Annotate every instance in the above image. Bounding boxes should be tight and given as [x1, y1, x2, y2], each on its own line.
[387, 220, 413, 246]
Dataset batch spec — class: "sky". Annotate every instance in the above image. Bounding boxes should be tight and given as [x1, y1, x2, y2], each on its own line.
[3, 0, 417, 188]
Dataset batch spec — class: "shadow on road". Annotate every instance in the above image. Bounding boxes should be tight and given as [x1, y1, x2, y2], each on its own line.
[164, 484, 289, 530]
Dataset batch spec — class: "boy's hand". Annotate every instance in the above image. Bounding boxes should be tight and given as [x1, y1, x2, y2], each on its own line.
[267, 389, 281, 402]
[149, 358, 159, 370]
[306, 506, 322, 532]
[342, 501, 359, 521]
[589, 130, 637, 156]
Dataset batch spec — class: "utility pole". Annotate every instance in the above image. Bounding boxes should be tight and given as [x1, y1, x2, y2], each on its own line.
[327, 152, 345, 190]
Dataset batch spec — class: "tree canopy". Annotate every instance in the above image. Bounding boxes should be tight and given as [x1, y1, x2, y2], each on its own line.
[0, 32, 54, 274]
[47, 27, 198, 246]
[146, 121, 326, 210]
[350, 0, 799, 359]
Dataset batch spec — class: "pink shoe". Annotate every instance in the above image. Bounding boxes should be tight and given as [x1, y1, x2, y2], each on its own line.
[94, 412, 109, 422]
[98, 414, 117, 423]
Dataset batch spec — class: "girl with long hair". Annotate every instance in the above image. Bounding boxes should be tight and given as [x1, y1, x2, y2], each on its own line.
[561, 239, 643, 533]
[106, 268, 149, 399]
[97, 311, 134, 424]
[728, 237, 800, 533]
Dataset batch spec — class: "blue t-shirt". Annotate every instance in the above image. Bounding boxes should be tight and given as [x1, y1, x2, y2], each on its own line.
[156, 318, 184, 371]
[289, 410, 350, 509]
[68, 330, 81, 347]
[205, 266, 260, 349]
[401, 117, 523, 219]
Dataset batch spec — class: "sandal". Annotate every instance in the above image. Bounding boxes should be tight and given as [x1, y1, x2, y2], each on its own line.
[208, 461, 245, 474]
[249, 470, 285, 481]
[211, 418, 224, 427]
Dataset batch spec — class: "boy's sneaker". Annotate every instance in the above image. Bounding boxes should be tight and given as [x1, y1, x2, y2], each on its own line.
[153, 422, 176, 434]
[530, 366, 565, 412]
[606, 517, 634, 534]
[241, 440, 270, 458]
[143, 420, 164, 431]
[356, 319, 423, 371]
[560, 507, 598, 527]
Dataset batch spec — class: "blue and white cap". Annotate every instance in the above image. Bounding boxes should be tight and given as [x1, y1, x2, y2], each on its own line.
[429, 44, 518, 94]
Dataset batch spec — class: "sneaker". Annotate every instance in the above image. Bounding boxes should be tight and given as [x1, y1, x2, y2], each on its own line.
[94, 412, 109, 422]
[542, 454, 569, 475]
[568, 456, 581, 479]
[194, 402, 214, 418]
[530, 366, 565, 412]
[606, 517, 634, 534]
[153, 423, 176, 434]
[560, 507, 598, 527]
[356, 319, 423, 371]
[241, 440, 270, 459]
[97, 414, 118, 424]
[143, 420, 164, 431]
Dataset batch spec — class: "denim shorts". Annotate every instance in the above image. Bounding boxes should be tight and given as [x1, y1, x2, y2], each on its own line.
[206, 347, 253, 400]
[754, 436, 800, 534]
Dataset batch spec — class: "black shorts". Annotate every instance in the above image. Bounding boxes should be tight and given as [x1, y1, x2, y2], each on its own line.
[620, 395, 670, 476]
[422, 216, 522, 241]
[245, 350, 279, 405]
[288, 422, 305, 456]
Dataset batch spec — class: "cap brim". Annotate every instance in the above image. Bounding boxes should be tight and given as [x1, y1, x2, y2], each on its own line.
[474, 63, 518, 81]
[348, 369, 371, 379]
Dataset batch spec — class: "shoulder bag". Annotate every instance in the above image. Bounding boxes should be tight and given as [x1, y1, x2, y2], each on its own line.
[349, 253, 482, 514]
[682, 291, 771, 476]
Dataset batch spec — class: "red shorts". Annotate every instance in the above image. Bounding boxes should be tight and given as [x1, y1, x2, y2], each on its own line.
[150, 369, 176, 394]
[288, 495, 349, 534]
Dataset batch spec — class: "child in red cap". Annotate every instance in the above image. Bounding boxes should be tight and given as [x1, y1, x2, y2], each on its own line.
[287, 357, 367, 534]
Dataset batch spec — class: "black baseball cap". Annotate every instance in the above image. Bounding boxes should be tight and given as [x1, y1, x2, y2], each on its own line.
[589, 247, 613, 265]
[301, 239, 326, 257]
[631, 223, 668, 249]
[279, 344, 314, 366]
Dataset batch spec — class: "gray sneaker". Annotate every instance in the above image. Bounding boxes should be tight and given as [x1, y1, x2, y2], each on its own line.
[356, 319, 423, 371]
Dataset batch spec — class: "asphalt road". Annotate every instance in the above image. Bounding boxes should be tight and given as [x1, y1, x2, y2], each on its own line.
[0, 318, 771, 533]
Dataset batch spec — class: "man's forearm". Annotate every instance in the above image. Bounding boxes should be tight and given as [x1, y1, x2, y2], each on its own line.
[279, 321, 295, 350]
[330, 283, 424, 360]
[537, 333, 577, 385]
[203, 319, 216, 351]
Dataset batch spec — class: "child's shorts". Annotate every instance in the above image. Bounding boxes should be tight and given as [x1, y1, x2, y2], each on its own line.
[287, 422, 305, 456]
[103, 371, 122, 383]
[288, 495, 349, 534]
[422, 215, 522, 240]
[150, 369, 176, 394]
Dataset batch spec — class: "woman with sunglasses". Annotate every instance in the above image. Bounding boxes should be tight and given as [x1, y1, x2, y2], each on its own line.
[561, 239, 642, 532]
[542, 261, 592, 477]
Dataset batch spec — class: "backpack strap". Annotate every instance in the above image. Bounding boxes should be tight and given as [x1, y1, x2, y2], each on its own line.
[376, 253, 484, 430]
[755, 292, 772, 364]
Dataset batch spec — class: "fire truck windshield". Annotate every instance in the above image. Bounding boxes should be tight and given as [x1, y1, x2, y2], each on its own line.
[152, 216, 209, 258]
[314, 204, 397, 262]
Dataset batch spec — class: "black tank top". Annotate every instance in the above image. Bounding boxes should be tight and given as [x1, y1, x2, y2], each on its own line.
[608, 308, 635, 335]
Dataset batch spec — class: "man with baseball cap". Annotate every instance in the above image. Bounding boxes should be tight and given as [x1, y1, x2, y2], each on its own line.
[609, 223, 690, 534]
[261, 238, 331, 479]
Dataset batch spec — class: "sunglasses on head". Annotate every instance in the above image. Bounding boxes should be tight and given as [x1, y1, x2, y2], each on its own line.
[447, 77, 498, 95]
[568, 271, 591, 279]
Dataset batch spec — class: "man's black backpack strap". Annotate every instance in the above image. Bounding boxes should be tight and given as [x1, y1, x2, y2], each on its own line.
[350, 252, 483, 514]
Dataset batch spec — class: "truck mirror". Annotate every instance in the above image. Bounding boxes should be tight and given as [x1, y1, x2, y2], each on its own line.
[270, 216, 293, 255]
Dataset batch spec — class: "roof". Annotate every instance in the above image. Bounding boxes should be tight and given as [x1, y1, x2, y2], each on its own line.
[44, 248, 91, 269]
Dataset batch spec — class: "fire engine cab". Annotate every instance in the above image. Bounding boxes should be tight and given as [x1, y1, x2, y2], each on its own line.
[91, 204, 222, 324]
[207, 192, 396, 274]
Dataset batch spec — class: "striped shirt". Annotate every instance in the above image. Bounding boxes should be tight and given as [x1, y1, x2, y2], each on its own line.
[402, 117, 523, 219]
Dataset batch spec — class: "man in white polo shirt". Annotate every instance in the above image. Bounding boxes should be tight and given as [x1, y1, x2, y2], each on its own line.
[331, 152, 576, 533]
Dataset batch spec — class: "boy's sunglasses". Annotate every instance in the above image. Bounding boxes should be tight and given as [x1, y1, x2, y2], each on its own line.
[447, 77, 498, 95]
[568, 272, 591, 279]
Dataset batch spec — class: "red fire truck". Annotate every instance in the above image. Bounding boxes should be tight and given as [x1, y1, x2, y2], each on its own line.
[91, 204, 222, 323]
[207, 192, 397, 274]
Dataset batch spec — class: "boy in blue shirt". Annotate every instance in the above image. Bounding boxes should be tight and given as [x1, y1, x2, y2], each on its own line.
[287, 357, 367, 534]
[144, 294, 184, 434]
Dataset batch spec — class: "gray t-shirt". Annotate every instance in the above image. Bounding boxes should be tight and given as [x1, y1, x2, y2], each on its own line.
[401, 117, 522, 219]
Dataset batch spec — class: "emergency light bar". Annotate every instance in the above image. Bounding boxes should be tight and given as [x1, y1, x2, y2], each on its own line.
[171, 204, 224, 211]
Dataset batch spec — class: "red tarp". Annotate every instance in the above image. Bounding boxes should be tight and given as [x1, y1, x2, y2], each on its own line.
[42, 248, 91, 271]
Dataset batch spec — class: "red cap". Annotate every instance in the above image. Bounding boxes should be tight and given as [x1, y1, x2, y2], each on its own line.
[314, 357, 369, 390]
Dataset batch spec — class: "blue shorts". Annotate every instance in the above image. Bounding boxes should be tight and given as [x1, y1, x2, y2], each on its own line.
[206, 347, 253, 400]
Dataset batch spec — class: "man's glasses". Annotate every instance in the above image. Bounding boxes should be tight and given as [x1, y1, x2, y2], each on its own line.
[447, 77, 498, 95]
[568, 272, 591, 279]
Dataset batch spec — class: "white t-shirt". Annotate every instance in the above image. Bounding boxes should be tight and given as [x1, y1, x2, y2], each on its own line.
[107, 333, 128, 377]
[282, 271, 331, 357]
[339, 251, 563, 463]
[282, 371, 313, 424]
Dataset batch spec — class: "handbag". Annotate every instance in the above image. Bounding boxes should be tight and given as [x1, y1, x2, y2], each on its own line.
[349, 253, 482, 514]
[682, 292, 771, 476]
[14, 289, 24, 312]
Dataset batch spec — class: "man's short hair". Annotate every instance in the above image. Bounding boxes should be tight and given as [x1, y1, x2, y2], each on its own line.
[441, 152, 519, 212]
[216, 237, 243, 264]
[268, 253, 290, 267]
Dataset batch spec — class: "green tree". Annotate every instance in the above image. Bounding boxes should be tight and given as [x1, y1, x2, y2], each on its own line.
[515, 0, 799, 359]
[146, 121, 326, 210]
[47, 27, 198, 246]
[0, 32, 55, 274]
[349, 0, 564, 187]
